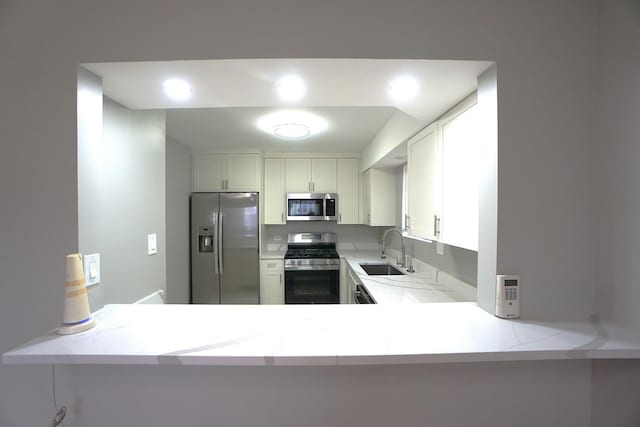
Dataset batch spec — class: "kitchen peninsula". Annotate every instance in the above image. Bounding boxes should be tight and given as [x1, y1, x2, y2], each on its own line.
[5, 302, 640, 366]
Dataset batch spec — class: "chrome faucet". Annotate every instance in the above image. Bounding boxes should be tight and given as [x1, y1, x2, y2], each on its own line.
[381, 228, 406, 268]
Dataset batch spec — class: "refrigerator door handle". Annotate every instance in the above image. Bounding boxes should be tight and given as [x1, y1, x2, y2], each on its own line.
[218, 212, 224, 274]
[213, 212, 219, 274]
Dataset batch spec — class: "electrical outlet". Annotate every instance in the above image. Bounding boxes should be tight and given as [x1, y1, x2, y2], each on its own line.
[83, 253, 100, 287]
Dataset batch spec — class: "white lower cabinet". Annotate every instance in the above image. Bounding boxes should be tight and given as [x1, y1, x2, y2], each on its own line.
[259, 260, 284, 304]
[345, 263, 361, 304]
[340, 260, 347, 304]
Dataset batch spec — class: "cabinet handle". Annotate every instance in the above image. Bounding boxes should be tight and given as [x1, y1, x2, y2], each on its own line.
[281, 212, 284, 223]
[367, 213, 371, 225]
[339, 213, 342, 223]
[405, 214, 410, 230]
[312, 182, 315, 192]
[434, 215, 441, 237]
[225, 179, 229, 190]
[222, 179, 225, 190]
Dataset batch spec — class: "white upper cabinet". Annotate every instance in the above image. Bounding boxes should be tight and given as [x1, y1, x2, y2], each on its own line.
[284, 158, 337, 193]
[193, 153, 260, 192]
[226, 154, 261, 191]
[362, 168, 396, 226]
[407, 122, 441, 240]
[263, 158, 286, 224]
[310, 159, 337, 193]
[284, 159, 312, 192]
[336, 158, 359, 224]
[265, 155, 357, 225]
[193, 154, 226, 192]
[405, 93, 478, 251]
[439, 101, 479, 251]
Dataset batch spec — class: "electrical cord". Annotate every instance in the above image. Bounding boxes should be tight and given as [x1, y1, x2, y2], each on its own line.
[51, 365, 66, 427]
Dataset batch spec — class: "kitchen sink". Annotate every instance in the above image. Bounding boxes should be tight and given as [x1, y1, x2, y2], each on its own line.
[359, 263, 404, 276]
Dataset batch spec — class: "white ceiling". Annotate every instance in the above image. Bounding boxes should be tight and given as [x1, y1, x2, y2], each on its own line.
[165, 106, 396, 153]
[83, 58, 493, 153]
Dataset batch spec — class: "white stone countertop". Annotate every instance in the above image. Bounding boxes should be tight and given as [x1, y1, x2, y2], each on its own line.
[339, 250, 476, 304]
[4, 303, 640, 366]
[260, 250, 286, 260]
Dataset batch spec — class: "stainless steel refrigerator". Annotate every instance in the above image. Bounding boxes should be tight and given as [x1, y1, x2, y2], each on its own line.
[190, 193, 259, 304]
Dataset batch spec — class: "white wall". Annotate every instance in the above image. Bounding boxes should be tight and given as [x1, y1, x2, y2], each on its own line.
[79, 89, 167, 308]
[361, 110, 422, 171]
[57, 361, 591, 427]
[476, 64, 499, 313]
[264, 223, 381, 252]
[590, 0, 640, 424]
[165, 138, 192, 304]
[593, 0, 640, 329]
[0, 0, 608, 426]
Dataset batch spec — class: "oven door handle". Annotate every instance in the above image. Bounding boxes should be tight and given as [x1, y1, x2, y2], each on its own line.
[284, 265, 340, 271]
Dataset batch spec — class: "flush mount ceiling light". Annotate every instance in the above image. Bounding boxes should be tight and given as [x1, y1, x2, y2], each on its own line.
[162, 78, 193, 101]
[273, 123, 310, 139]
[257, 110, 328, 140]
[276, 75, 306, 102]
[387, 76, 419, 102]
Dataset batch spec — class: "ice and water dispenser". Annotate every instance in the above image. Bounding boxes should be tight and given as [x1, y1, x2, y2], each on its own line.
[198, 227, 214, 253]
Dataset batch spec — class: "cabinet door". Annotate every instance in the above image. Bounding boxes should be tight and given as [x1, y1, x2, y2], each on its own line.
[440, 103, 479, 251]
[285, 159, 311, 192]
[362, 170, 371, 225]
[226, 154, 260, 191]
[311, 158, 337, 193]
[407, 122, 440, 240]
[337, 159, 359, 224]
[368, 169, 396, 226]
[260, 260, 284, 304]
[346, 264, 361, 304]
[193, 154, 225, 192]
[264, 158, 285, 224]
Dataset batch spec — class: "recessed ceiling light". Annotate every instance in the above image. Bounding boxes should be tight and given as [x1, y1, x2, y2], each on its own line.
[276, 75, 306, 102]
[257, 110, 328, 140]
[163, 78, 192, 101]
[387, 76, 419, 102]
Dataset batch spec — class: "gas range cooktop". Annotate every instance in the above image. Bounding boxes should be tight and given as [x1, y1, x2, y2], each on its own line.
[284, 232, 340, 270]
[284, 248, 339, 259]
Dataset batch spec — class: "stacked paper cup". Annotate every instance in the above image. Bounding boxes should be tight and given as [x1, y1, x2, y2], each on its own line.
[57, 253, 96, 335]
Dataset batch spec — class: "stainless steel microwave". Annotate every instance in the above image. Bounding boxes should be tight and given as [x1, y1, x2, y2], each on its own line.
[286, 193, 338, 222]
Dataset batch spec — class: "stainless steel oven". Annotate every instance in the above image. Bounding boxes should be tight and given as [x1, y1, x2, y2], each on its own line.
[284, 268, 340, 304]
[284, 232, 340, 304]
[286, 193, 337, 222]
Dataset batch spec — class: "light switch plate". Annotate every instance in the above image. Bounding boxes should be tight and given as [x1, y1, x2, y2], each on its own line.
[147, 234, 157, 255]
[436, 242, 445, 255]
[83, 253, 100, 287]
